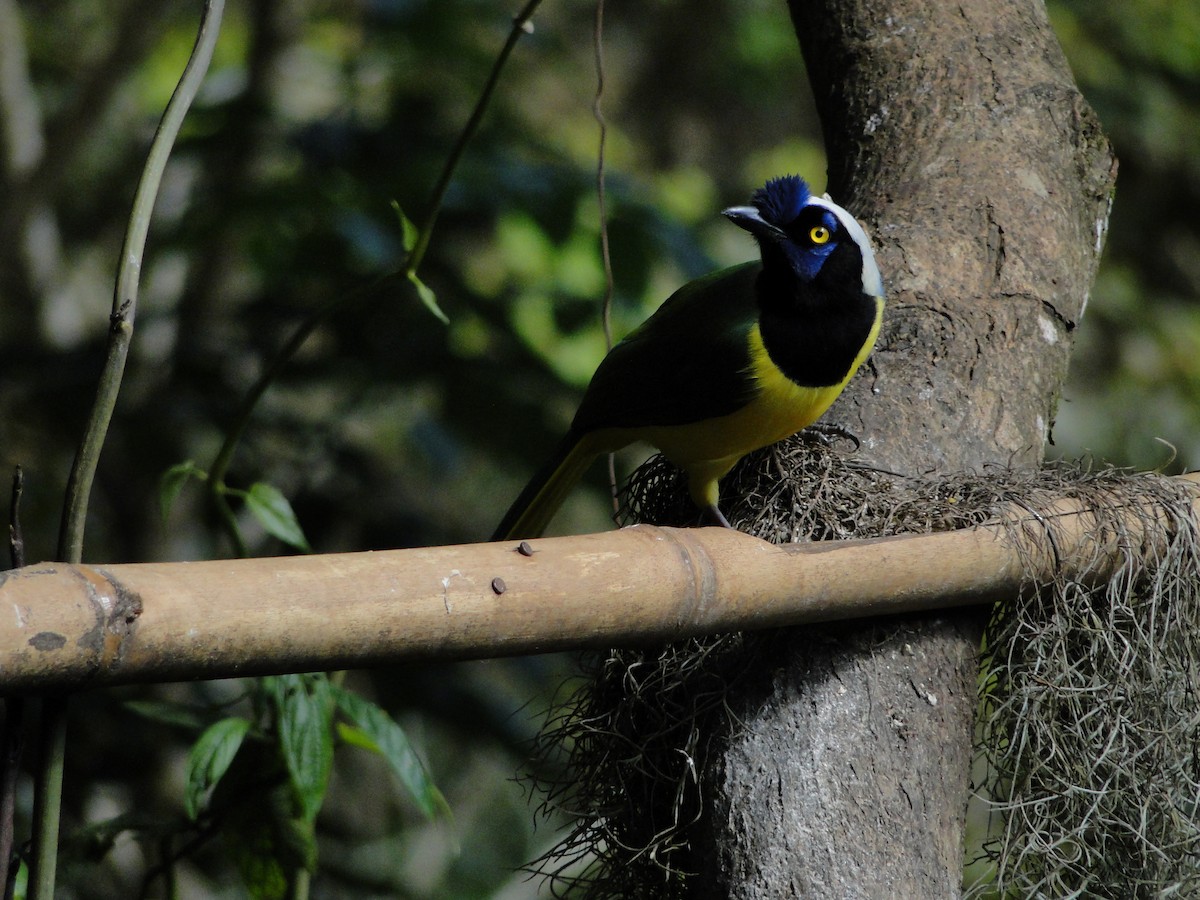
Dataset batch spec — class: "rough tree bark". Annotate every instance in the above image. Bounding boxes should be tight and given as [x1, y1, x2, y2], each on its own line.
[695, 0, 1116, 896]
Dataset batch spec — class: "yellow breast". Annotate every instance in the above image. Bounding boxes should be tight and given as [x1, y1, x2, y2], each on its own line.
[586, 297, 882, 509]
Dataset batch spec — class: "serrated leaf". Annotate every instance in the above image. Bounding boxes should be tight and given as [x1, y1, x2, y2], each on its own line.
[185, 717, 252, 820]
[245, 482, 311, 552]
[159, 460, 204, 520]
[407, 270, 449, 325]
[333, 687, 448, 820]
[272, 673, 335, 824]
[391, 199, 419, 253]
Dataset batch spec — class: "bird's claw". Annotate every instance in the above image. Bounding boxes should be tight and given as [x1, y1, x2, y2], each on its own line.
[803, 422, 861, 451]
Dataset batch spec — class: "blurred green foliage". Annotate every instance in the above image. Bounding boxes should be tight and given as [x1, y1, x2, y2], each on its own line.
[1049, 0, 1200, 468]
[0, 0, 1196, 896]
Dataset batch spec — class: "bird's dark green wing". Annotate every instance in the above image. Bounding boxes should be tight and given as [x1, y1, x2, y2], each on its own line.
[571, 261, 762, 433]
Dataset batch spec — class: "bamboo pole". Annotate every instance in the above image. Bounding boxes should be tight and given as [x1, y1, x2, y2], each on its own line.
[1, 477, 1197, 692]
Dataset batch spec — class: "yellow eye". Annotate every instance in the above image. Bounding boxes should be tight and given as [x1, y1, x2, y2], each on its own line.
[809, 225, 831, 244]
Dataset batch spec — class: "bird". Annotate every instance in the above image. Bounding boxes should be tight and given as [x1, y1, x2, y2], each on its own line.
[492, 174, 884, 541]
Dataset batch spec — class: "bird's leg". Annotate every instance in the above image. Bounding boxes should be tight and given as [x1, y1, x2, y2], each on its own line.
[803, 422, 861, 450]
[704, 505, 734, 529]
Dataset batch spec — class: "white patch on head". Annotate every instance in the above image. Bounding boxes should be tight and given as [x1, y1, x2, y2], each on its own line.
[807, 195, 884, 299]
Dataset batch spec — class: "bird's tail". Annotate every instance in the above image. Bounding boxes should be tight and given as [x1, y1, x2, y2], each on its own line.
[491, 431, 602, 542]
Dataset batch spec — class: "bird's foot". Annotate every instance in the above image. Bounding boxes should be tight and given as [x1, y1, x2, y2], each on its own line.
[802, 422, 861, 450]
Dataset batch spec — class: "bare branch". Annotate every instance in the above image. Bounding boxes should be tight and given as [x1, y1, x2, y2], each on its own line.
[1, 475, 1195, 693]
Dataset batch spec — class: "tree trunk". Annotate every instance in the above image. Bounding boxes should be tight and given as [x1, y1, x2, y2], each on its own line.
[696, 0, 1116, 895]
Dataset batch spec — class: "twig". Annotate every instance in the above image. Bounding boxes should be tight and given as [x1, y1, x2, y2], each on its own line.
[405, 0, 543, 277]
[138, 816, 223, 898]
[26, 695, 67, 900]
[204, 0, 545, 551]
[206, 273, 395, 555]
[592, 0, 620, 517]
[0, 700, 20, 899]
[0, 468, 25, 892]
[592, 0, 614, 354]
[7, 467, 23, 571]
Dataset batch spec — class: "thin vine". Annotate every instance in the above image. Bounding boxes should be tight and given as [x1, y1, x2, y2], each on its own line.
[592, 0, 620, 516]
[28, 4, 227, 898]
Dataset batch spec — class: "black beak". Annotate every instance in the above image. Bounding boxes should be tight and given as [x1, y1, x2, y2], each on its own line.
[722, 205, 786, 242]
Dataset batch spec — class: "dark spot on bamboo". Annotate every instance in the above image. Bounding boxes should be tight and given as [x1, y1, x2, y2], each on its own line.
[29, 632, 66, 651]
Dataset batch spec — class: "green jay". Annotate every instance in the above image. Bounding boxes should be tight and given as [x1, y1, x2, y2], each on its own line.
[493, 175, 884, 541]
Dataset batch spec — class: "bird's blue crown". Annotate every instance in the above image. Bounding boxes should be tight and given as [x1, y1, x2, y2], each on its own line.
[751, 175, 811, 225]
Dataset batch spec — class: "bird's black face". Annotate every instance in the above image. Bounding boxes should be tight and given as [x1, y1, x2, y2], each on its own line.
[774, 205, 842, 283]
[723, 176, 845, 285]
[723, 175, 881, 299]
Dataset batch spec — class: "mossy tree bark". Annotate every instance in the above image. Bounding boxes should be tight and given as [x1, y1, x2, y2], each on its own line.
[694, 0, 1116, 895]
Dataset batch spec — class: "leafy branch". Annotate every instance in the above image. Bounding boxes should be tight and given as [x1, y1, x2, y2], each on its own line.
[191, 0, 545, 557]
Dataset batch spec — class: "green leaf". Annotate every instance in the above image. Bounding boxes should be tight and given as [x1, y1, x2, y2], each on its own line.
[159, 460, 204, 520]
[185, 716, 252, 820]
[10, 859, 24, 898]
[334, 721, 380, 752]
[407, 270, 449, 325]
[245, 482, 311, 552]
[391, 199, 419, 253]
[123, 698, 209, 732]
[272, 673, 335, 824]
[333, 686, 448, 820]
